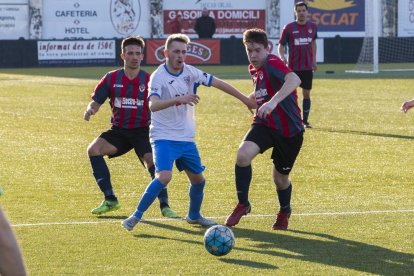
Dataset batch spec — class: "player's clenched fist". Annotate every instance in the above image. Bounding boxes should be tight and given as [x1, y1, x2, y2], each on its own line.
[84, 108, 95, 121]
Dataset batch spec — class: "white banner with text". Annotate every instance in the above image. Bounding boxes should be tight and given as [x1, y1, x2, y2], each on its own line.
[42, 0, 150, 39]
[37, 40, 116, 65]
[0, 2, 29, 39]
[398, 0, 414, 37]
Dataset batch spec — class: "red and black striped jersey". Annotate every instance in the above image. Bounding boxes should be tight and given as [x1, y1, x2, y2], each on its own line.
[278, 21, 317, 71]
[92, 69, 150, 129]
[249, 54, 304, 137]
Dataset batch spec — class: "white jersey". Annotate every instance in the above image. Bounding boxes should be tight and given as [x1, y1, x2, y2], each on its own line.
[148, 63, 213, 142]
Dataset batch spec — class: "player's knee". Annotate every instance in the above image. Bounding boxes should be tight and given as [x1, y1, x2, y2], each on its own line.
[273, 173, 290, 190]
[142, 153, 154, 168]
[157, 172, 172, 185]
[303, 89, 311, 98]
[236, 149, 253, 167]
[87, 143, 101, 156]
[189, 174, 205, 185]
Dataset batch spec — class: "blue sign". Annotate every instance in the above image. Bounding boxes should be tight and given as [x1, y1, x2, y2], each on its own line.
[296, 0, 365, 32]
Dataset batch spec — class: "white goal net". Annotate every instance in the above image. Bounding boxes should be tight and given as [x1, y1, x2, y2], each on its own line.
[347, 0, 414, 73]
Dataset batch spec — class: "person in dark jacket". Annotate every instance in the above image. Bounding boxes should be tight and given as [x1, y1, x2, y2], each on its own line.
[194, 8, 216, 38]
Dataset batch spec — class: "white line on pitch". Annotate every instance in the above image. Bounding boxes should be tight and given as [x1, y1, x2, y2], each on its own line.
[11, 209, 414, 228]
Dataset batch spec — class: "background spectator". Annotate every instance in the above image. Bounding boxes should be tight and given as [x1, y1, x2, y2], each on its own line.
[170, 14, 182, 34]
[194, 8, 216, 38]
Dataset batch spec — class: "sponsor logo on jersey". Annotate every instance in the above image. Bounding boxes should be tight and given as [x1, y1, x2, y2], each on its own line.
[114, 84, 123, 88]
[256, 88, 268, 98]
[294, 37, 313, 46]
[114, 97, 144, 109]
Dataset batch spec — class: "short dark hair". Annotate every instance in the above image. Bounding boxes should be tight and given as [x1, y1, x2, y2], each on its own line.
[295, 1, 308, 11]
[121, 36, 145, 53]
[243, 28, 268, 49]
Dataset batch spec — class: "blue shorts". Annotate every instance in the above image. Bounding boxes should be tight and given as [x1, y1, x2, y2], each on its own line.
[152, 140, 205, 174]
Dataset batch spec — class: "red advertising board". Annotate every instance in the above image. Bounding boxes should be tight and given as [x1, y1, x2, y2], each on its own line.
[163, 10, 265, 35]
[146, 39, 221, 65]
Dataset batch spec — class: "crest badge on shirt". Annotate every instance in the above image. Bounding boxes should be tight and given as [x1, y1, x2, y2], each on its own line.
[139, 84, 146, 92]
[259, 72, 263, 80]
[183, 76, 190, 86]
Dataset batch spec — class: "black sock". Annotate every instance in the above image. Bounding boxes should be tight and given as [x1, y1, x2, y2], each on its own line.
[235, 164, 252, 206]
[148, 165, 156, 180]
[89, 156, 114, 197]
[105, 195, 117, 201]
[159, 187, 169, 209]
[277, 183, 292, 213]
[303, 99, 311, 123]
[148, 165, 169, 209]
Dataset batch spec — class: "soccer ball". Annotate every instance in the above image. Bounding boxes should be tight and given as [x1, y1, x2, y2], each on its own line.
[203, 225, 235, 256]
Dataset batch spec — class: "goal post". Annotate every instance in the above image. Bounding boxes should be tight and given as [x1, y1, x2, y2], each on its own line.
[347, 0, 414, 74]
[347, 0, 380, 73]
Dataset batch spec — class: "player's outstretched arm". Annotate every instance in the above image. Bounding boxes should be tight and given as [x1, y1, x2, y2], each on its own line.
[401, 99, 414, 113]
[211, 77, 256, 109]
[149, 94, 200, 112]
[84, 101, 101, 121]
[0, 207, 27, 276]
[257, 72, 301, 118]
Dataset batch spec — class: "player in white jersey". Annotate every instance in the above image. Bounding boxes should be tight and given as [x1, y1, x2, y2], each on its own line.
[122, 33, 256, 231]
[148, 63, 211, 142]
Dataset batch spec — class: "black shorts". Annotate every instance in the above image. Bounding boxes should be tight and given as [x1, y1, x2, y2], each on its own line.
[243, 125, 303, 175]
[294, 70, 313, 90]
[99, 126, 152, 159]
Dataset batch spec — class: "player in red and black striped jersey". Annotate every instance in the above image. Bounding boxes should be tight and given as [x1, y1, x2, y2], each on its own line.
[84, 36, 178, 218]
[278, 1, 317, 128]
[225, 28, 304, 230]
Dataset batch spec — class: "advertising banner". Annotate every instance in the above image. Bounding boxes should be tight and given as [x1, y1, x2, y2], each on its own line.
[37, 40, 116, 65]
[163, 0, 266, 37]
[0, 2, 29, 39]
[398, 0, 414, 37]
[146, 39, 220, 65]
[292, 0, 365, 37]
[42, 0, 151, 39]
